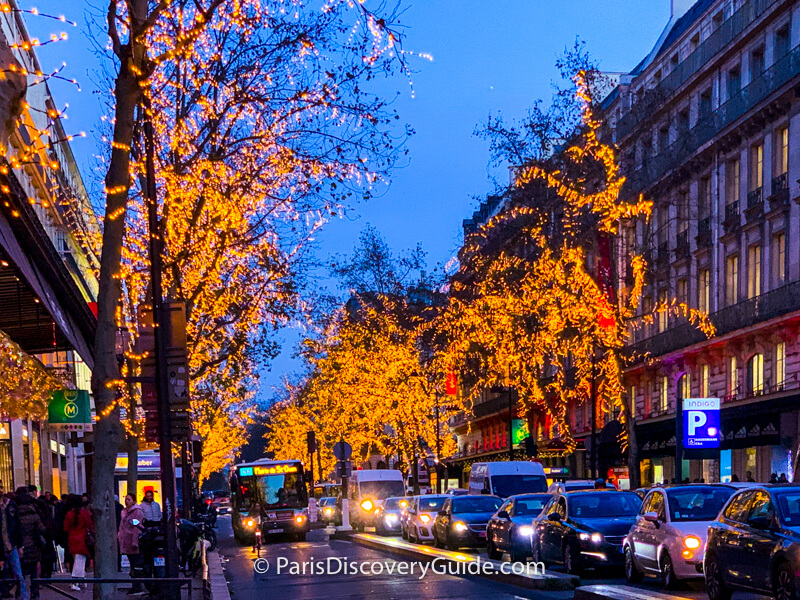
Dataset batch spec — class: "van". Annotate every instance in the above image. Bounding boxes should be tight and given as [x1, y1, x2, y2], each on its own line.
[348, 469, 406, 531]
[468, 461, 547, 498]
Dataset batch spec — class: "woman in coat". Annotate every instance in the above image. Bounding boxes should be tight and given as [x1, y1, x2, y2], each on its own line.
[17, 495, 45, 600]
[118, 494, 145, 593]
[62, 495, 93, 590]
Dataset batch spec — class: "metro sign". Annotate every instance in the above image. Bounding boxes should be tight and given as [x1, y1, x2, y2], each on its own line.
[683, 397, 720, 449]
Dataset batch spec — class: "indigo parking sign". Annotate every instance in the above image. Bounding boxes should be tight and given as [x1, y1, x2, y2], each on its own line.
[683, 398, 720, 449]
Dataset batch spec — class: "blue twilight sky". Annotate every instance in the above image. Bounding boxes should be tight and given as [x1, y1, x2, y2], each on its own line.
[24, 1, 671, 403]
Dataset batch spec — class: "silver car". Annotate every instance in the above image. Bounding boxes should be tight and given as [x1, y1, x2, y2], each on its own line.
[405, 494, 449, 544]
[623, 484, 735, 589]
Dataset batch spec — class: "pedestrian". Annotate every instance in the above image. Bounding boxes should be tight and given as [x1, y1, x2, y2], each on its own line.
[731, 474, 740, 482]
[682, 477, 690, 484]
[25, 487, 37, 500]
[593, 478, 607, 490]
[770, 473, 778, 484]
[17, 495, 44, 600]
[34, 497, 55, 580]
[140, 490, 161, 523]
[62, 495, 93, 591]
[779, 473, 789, 483]
[118, 494, 145, 595]
[0, 491, 27, 600]
[746, 471, 755, 483]
[52, 496, 68, 573]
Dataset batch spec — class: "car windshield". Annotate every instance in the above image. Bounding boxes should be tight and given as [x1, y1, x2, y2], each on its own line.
[418, 497, 446, 511]
[319, 497, 335, 507]
[359, 480, 405, 500]
[491, 475, 547, 497]
[452, 497, 502, 514]
[383, 497, 408, 509]
[515, 496, 550, 516]
[569, 493, 642, 519]
[774, 491, 800, 525]
[667, 487, 734, 522]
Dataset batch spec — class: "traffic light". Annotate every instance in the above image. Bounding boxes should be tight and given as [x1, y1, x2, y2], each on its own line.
[524, 436, 538, 458]
[307, 431, 317, 454]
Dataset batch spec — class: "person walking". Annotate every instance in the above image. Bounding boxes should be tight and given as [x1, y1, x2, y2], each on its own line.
[62, 495, 93, 591]
[140, 491, 161, 523]
[34, 497, 56, 579]
[118, 495, 145, 595]
[17, 495, 44, 600]
[0, 492, 26, 600]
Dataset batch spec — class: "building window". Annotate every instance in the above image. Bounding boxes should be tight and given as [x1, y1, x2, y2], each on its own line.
[776, 342, 786, 389]
[729, 356, 738, 397]
[643, 295, 653, 338]
[680, 372, 691, 399]
[750, 143, 763, 191]
[726, 158, 740, 205]
[700, 88, 713, 117]
[772, 232, 786, 287]
[775, 126, 789, 175]
[701, 364, 710, 397]
[658, 289, 668, 332]
[698, 269, 710, 313]
[727, 65, 741, 99]
[659, 375, 669, 414]
[677, 278, 688, 308]
[776, 25, 790, 59]
[747, 244, 761, 299]
[726, 254, 739, 305]
[746, 354, 764, 396]
[659, 125, 670, 152]
[751, 46, 765, 80]
[699, 176, 712, 219]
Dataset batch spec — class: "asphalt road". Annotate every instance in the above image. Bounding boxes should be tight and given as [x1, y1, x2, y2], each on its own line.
[214, 516, 770, 600]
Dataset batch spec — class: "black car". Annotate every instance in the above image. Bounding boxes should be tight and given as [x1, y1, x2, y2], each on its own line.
[432, 495, 503, 550]
[487, 493, 551, 562]
[534, 491, 642, 574]
[705, 485, 800, 600]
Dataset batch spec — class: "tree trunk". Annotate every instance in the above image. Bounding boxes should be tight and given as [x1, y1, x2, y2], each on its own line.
[90, 56, 140, 600]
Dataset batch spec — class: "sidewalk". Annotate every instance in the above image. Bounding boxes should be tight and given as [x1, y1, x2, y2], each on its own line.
[34, 567, 205, 600]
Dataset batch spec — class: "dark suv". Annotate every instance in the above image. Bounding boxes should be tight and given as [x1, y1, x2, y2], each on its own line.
[705, 485, 800, 600]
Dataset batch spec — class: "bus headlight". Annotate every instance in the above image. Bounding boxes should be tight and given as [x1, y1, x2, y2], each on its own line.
[360, 499, 374, 512]
[419, 514, 431, 524]
[454, 521, 468, 533]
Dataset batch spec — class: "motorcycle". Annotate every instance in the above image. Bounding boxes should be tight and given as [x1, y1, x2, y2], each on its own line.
[178, 519, 205, 577]
[137, 519, 166, 593]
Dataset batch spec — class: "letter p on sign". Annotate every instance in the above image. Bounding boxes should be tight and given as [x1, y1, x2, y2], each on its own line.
[688, 411, 707, 436]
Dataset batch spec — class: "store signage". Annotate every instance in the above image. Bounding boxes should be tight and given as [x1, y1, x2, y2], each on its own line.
[253, 464, 299, 476]
[48, 390, 92, 432]
[683, 398, 720, 449]
[511, 419, 529, 445]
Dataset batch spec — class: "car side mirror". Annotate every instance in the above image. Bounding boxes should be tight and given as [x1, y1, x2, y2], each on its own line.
[748, 515, 772, 530]
[407, 509, 416, 515]
[438, 510, 448, 517]
[547, 512, 562, 522]
[643, 511, 660, 525]
[497, 510, 510, 520]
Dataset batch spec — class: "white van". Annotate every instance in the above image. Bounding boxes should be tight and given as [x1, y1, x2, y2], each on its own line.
[468, 461, 547, 498]
[348, 469, 406, 531]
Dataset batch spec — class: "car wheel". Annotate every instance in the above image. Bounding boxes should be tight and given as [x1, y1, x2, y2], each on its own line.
[487, 537, 502, 560]
[446, 534, 459, 551]
[532, 538, 544, 565]
[433, 534, 443, 548]
[509, 546, 527, 564]
[775, 560, 798, 600]
[563, 543, 581, 575]
[624, 546, 643, 583]
[402, 527, 408, 540]
[705, 552, 733, 600]
[409, 526, 417, 544]
[660, 551, 678, 590]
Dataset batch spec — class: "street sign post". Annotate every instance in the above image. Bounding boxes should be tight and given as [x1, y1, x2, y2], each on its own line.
[333, 440, 352, 461]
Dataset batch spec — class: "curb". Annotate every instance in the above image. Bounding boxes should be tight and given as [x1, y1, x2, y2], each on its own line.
[206, 549, 231, 600]
[347, 533, 578, 591]
[574, 584, 696, 600]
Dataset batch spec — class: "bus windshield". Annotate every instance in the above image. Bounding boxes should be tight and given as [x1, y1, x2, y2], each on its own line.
[257, 472, 306, 508]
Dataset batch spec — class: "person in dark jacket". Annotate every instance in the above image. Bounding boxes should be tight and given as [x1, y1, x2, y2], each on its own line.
[16, 495, 44, 600]
[34, 497, 56, 579]
[0, 492, 26, 600]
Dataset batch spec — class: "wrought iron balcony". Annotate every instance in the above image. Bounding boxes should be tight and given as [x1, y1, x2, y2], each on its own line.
[675, 230, 690, 259]
[625, 43, 800, 193]
[627, 280, 800, 359]
[696, 216, 712, 248]
[770, 172, 789, 206]
[723, 201, 741, 234]
[747, 187, 764, 207]
[616, 0, 778, 140]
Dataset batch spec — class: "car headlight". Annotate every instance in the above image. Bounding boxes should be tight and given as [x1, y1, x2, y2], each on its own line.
[579, 532, 603, 543]
[385, 514, 398, 523]
[419, 514, 431, 524]
[518, 525, 534, 537]
[399, 500, 408, 509]
[454, 521, 468, 532]
[295, 515, 306, 524]
[361, 499, 374, 512]
[324, 508, 333, 515]
[683, 535, 701, 550]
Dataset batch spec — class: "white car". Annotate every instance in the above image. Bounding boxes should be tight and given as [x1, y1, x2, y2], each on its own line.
[547, 480, 598, 494]
[405, 494, 449, 544]
[623, 484, 735, 589]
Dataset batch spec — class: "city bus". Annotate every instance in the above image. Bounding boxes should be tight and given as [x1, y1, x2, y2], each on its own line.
[230, 459, 310, 543]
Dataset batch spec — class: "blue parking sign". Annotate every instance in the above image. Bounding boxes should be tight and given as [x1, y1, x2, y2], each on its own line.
[683, 398, 720, 449]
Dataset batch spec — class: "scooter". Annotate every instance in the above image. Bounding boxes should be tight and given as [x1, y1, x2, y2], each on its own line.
[137, 519, 166, 592]
[178, 519, 204, 577]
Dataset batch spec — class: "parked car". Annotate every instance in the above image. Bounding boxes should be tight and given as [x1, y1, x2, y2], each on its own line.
[374, 496, 409, 536]
[432, 495, 502, 550]
[487, 493, 551, 562]
[547, 480, 597, 494]
[624, 484, 735, 588]
[319, 496, 339, 525]
[705, 485, 800, 600]
[445, 488, 468, 496]
[405, 494, 448, 543]
[533, 490, 642, 575]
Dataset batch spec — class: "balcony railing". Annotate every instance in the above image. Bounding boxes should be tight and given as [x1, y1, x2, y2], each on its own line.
[626, 43, 800, 193]
[616, 0, 778, 140]
[698, 216, 711, 234]
[675, 230, 690, 259]
[747, 187, 763, 207]
[627, 280, 800, 359]
[770, 172, 789, 206]
[724, 200, 740, 222]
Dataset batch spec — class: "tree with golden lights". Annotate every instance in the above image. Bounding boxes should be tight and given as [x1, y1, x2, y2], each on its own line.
[440, 50, 713, 487]
[90, 0, 415, 590]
